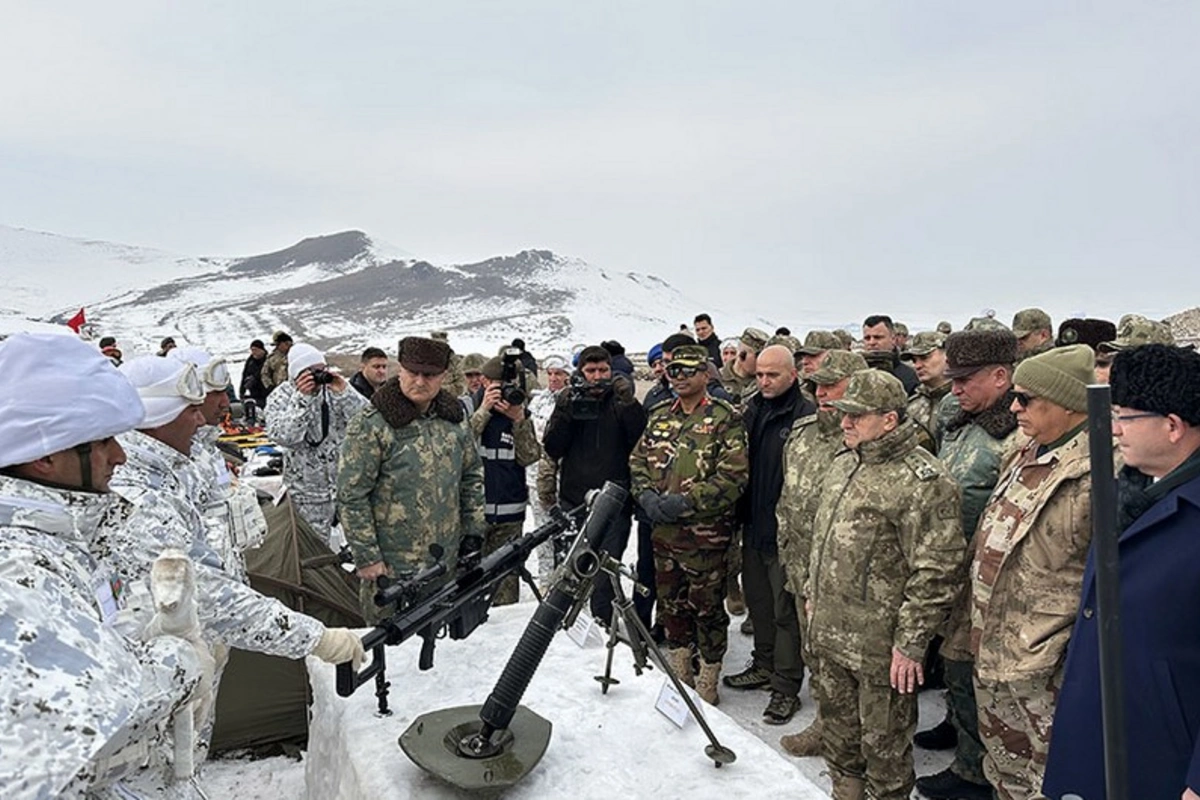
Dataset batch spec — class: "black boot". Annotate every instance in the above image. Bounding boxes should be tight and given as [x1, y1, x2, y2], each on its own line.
[913, 719, 957, 751]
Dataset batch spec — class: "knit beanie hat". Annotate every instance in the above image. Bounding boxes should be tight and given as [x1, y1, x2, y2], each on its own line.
[287, 343, 325, 381]
[1012, 344, 1094, 412]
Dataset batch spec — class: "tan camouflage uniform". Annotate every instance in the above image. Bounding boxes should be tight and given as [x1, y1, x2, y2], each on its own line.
[629, 394, 748, 664]
[337, 380, 486, 623]
[804, 371, 964, 799]
[969, 427, 1098, 800]
[261, 348, 289, 393]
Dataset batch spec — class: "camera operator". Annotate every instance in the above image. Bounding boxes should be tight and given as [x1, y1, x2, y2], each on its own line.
[543, 344, 647, 624]
[266, 342, 367, 545]
[466, 351, 542, 606]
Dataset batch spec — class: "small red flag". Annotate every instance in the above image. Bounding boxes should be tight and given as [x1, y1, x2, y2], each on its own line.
[66, 308, 86, 333]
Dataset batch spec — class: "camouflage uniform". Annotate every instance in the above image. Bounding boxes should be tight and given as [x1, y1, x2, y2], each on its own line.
[337, 381, 486, 623]
[905, 381, 951, 454]
[718, 359, 757, 406]
[1012, 308, 1055, 363]
[0, 474, 202, 798]
[265, 381, 367, 544]
[804, 371, 964, 799]
[629, 394, 748, 664]
[970, 428, 1097, 800]
[186, 425, 265, 584]
[260, 348, 288, 394]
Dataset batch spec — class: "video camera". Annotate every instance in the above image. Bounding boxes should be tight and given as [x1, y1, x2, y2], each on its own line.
[499, 348, 527, 406]
[568, 372, 612, 421]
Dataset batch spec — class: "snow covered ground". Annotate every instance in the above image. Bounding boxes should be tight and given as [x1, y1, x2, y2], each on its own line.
[202, 536, 951, 799]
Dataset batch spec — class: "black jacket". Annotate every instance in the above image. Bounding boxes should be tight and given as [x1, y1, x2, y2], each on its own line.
[698, 333, 723, 368]
[543, 386, 647, 507]
[739, 380, 816, 553]
[865, 350, 919, 396]
[349, 370, 376, 400]
[241, 354, 268, 406]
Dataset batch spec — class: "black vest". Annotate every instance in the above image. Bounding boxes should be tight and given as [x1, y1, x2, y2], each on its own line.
[479, 412, 528, 523]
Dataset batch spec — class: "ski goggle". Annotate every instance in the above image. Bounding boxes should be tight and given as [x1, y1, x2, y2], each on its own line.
[199, 358, 230, 392]
[139, 363, 206, 404]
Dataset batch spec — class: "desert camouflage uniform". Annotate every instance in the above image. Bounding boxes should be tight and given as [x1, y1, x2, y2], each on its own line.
[933, 390, 1022, 787]
[0, 475, 203, 799]
[905, 381, 951, 454]
[105, 430, 325, 657]
[629, 395, 748, 663]
[260, 349, 288, 393]
[337, 384, 486, 623]
[265, 381, 367, 544]
[805, 420, 964, 800]
[970, 426, 1099, 800]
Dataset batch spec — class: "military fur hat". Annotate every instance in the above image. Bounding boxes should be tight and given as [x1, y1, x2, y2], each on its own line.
[1013, 344, 1094, 413]
[397, 336, 451, 374]
[797, 330, 841, 355]
[460, 352, 487, 374]
[809, 350, 869, 385]
[1099, 314, 1175, 352]
[670, 344, 709, 368]
[1111, 343, 1200, 425]
[1012, 308, 1053, 338]
[739, 327, 770, 354]
[1056, 318, 1117, 351]
[902, 331, 946, 359]
[830, 369, 908, 414]
[766, 334, 802, 353]
[944, 329, 1019, 379]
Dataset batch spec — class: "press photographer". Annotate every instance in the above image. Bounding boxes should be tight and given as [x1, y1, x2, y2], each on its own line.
[543, 344, 647, 623]
[467, 350, 542, 606]
[265, 342, 367, 545]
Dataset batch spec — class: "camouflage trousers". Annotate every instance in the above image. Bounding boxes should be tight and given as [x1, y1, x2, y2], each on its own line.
[945, 657, 989, 785]
[815, 657, 918, 800]
[484, 520, 524, 606]
[293, 497, 335, 547]
[653, 542, 729, 663]
[792, 592, 820, 702]
[973, 670, 1061, 800]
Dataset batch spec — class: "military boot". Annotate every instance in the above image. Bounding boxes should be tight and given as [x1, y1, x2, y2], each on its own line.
[695, 660, 722, 706]
[664, 647, 695, 688]
[779, 715, 823, 757]
[829, 773, 866, 800]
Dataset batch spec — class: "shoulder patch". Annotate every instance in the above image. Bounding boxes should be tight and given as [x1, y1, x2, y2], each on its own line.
[646, 397, 674, 414]
[792, 413, 818, 431]
[904, 451, 939, 481]
[706, 396, 737, 415]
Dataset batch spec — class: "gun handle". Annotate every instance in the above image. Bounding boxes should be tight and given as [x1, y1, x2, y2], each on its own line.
[418, 630, 436, 671]
[336, 642, 386, 697]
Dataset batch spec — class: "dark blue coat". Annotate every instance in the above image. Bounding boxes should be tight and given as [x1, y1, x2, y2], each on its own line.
[1043, 475, 1200, 800]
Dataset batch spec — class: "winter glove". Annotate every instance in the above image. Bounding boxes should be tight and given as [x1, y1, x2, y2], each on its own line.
[456, 534, 485, 574]
[638, 490, 667, 524]
[657, 493, 692, 523]
[313, 627, 365, 672]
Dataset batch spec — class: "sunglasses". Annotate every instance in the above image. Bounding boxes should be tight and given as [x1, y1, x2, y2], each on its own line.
[666, 363, 702, 378]
[1013, 390, 1038, 409]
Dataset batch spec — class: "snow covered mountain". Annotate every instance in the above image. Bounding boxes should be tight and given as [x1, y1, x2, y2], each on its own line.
[0, 225, 771, 360]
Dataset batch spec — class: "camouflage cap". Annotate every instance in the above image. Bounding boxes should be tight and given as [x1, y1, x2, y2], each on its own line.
[831, 329, 854, 350]
[429, 330, 449, 341]
[936, 320, 953, 335]
[809, 349, 869, 386]
[766, 334, 802, 353]
[944, 329, 1019, 378]
[901, 331, 946, 359]
[797, 330, 842, 355]
[1012, 308, 1052, 338]
[739, 327, 770, 354]
[460, 352, 487, 374]
[398, 336, 451, 374]
[830, 369, 908, 414]
[670, 344, 709, 367]
[1098, 314, 1175, 352]
[894, 322, 909, 338]
[964, 314, 1010, 333]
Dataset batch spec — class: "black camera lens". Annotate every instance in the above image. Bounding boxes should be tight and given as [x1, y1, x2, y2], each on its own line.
[501, 384, 526, 406]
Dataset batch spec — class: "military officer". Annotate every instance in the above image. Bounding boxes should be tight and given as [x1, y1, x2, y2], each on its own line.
[901, 331, 950, 453]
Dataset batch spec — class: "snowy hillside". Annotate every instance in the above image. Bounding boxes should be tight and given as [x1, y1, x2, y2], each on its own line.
[0, 225, 774, 362]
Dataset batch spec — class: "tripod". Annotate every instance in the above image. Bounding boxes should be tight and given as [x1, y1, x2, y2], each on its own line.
[592, 553, 736, 768]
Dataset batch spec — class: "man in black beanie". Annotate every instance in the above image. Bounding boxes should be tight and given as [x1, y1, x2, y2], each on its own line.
[1045, 343, 1200, 800]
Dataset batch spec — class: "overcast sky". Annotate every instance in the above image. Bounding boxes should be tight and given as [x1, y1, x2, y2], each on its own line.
[2, 2, 1197, 329]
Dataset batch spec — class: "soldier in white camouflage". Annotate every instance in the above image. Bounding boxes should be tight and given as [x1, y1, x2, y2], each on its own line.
[0, 334, 206, 798]
[970, 344, 1102, 800]
[630, 345, 749, 706]
[900, 331, 950, 454]
[804, 368, 964, 800]
[265, 342, 368, 545]
[103, 355, 364, 761]
[776, 348, 868, 758]
[337, 336, 486, 623]
[915, 328, 1021, 800]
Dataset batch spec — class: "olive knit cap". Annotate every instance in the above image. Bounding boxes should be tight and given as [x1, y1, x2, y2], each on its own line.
[1012, 344, 1095, 413]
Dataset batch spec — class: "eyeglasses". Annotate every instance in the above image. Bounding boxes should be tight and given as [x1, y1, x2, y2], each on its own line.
[666, 363, 702, 378]
[200, 358, 230, 392]
[1013, 391, 1038, 409]
[139, 363, 206, 404]
[1112, 410, 1163, 424]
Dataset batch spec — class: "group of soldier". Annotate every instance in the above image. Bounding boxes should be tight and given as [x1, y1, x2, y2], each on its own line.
[3, 304, 1199, 800]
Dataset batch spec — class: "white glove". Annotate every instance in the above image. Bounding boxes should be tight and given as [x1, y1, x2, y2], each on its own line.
[312, 627, 365, 671]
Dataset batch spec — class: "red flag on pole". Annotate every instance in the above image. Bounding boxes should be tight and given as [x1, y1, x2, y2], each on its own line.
[66, 308, 86, 333]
